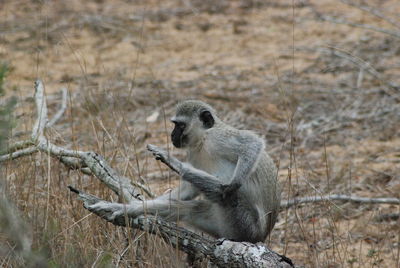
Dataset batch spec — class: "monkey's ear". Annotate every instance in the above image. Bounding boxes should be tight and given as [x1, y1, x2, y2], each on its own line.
[200, 110, 214, 129]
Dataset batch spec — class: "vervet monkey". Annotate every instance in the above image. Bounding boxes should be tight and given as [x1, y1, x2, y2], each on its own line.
[90, 100, 280, 243]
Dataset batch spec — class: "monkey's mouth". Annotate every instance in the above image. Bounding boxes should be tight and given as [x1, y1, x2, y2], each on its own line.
[172, 135, 188, 148]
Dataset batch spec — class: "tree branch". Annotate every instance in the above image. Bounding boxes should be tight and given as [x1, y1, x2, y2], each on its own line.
[0, 140, 35, 155]
[281, 194, 400, 209]
[69, 186, 294, 268]
[0, 146, 38, 162]
[31, 80, 48, 142]
[2, 80, 144, 202]
[47, 87, 68, 127]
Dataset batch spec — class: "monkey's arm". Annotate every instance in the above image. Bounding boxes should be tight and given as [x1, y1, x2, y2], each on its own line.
[148, 144, 234, 204]
[214, 131, 264, 199]
[146, 145, 200, 201]
[230, 133, 264, 184]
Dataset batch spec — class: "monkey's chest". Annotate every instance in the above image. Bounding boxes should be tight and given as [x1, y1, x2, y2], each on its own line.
[188, 152, 235, 183]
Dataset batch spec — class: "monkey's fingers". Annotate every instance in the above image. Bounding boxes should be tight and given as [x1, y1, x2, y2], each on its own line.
[147, 144, 181, 174]
[147, 144, 163, 153]
[147, 144, 167, 160]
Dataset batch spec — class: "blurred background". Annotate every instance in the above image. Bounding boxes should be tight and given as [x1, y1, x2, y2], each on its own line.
[0, 0, 399, 267]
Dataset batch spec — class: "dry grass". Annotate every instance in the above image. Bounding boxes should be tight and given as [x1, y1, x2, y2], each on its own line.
[1, 0, 399, 267]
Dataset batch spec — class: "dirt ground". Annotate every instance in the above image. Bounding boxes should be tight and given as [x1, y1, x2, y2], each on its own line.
[1, 0, 400, 267]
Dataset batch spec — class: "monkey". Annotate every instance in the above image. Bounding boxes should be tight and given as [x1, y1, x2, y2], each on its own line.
[89, 100, 280, 243]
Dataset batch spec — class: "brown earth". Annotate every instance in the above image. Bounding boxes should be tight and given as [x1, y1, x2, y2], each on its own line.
[1, 0, 399, 267]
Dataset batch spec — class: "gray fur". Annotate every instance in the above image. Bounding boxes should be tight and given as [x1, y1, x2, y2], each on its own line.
[90, 100, 281, 243]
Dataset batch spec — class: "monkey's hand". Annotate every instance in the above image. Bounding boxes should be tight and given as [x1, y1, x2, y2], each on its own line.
[220, 182, 241, 206]
[147, 144, 183, 174]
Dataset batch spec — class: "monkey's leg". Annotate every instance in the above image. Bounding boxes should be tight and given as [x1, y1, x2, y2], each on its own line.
[89, 199, 201, 221]
[88, 199, 232, 237]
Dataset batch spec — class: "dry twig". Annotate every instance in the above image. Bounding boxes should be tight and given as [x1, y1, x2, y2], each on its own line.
[281, 194, 400, 209]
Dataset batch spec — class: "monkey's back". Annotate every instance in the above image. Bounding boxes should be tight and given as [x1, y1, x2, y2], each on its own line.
[249, 152, 281, 237]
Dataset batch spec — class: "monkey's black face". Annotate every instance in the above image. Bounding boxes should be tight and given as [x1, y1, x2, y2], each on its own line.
[170, 109, 215, 148]
[171, 121, 188, 148]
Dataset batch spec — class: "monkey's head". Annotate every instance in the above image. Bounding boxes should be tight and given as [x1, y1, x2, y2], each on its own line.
[171, 100, 218, 148]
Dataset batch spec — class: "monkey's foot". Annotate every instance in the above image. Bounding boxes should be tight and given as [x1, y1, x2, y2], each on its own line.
[147, 144, 182, 174]
[88, 201, 136, 221]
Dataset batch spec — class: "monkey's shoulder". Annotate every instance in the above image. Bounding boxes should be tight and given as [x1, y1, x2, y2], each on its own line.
[204, 126, 264, 156]
[209, 125, 263, 143]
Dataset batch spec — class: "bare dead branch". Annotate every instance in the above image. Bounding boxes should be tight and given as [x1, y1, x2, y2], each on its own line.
[0, 140, 35, 155]
[31, 80, 48, 142]
[60, 156, 155, 198]
[0, 146, 38, 162]
[281, 194, 400, 209]
[69, 187, 294, 268]
[47, 87, 68, 127]
[1, 80, 145, 202]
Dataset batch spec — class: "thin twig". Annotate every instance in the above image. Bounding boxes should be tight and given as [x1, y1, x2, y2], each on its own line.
[0, 140, 35, 155]
[0, 147, 38, 162]
[280, 194, 400, 209]
[48, 87, 68, 127]
[31, 80, 48, 142]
